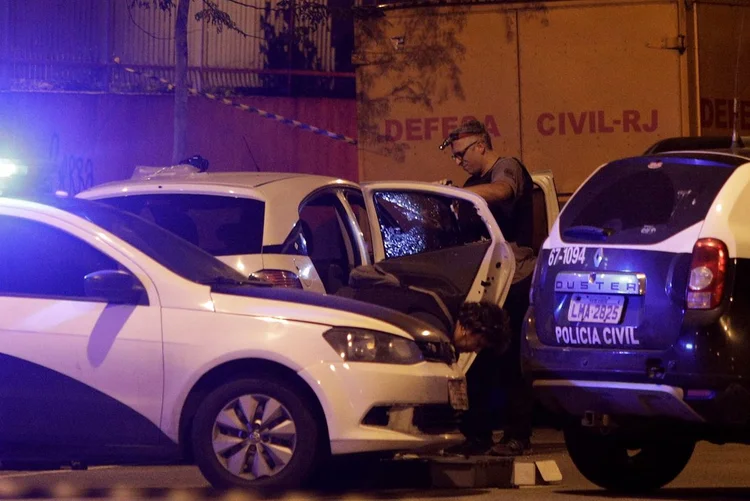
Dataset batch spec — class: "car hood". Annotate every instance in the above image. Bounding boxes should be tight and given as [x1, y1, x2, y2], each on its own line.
[208, 283, 452, 344]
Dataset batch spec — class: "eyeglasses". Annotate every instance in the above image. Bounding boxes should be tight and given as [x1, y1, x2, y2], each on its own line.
[450, 141, 478, 161]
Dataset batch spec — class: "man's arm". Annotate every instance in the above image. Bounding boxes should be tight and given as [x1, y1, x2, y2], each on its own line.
[464, 180, 514, 204]
[464, 157, 523, 204]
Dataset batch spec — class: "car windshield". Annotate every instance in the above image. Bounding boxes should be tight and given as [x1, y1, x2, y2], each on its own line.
[50, 197, 252, 285]
[559, 155, 736, 245]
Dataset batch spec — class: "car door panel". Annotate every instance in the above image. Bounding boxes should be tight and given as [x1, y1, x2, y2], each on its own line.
[362, 182, 514, 305]
[361, 182, 515, 373]
[0, 214, 166, 462]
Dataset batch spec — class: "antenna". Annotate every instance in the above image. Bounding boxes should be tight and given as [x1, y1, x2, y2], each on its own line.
[243, 136, 261, 172]
[731, 10, 746, 149]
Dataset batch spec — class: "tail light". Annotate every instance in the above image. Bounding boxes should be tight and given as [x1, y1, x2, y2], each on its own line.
[252, 270, 303, 289]
[686, 238, 728, 309]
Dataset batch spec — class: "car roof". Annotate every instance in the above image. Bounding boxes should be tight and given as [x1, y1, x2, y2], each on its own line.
[92, 171, 355, 190]
[643, 136, 750, 158]
[79, 171, 361, 246]
[651, 148, 750, 162]
[0, 193, 100, 213]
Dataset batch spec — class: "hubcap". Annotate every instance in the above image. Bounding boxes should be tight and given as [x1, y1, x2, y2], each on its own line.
[211, 394, 297, 480]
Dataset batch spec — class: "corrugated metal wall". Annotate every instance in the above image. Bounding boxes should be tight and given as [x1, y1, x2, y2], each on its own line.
[0, 0, 351, 96]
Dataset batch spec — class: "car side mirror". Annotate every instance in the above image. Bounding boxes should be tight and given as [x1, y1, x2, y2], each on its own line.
[84, 269, 147, 305]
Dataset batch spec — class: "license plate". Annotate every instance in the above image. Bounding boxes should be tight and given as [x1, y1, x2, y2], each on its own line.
[448, 378, 469, 411]
[568, 294, 624, 324]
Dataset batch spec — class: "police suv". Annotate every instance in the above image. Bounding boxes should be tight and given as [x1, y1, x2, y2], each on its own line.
[524, 138, 750, 492]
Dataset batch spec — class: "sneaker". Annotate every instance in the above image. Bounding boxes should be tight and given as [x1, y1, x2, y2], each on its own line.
[443, 437, 493, 456]
[489, 438, 531, 457]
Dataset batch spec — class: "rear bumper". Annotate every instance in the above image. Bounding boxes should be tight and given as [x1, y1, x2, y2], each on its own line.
[533, 380, 704, 422]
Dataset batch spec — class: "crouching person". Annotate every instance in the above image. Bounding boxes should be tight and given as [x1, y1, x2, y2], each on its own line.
[447, 301, 529, 456]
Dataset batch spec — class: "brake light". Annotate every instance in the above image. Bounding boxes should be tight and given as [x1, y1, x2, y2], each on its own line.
[252, 270, 303, 289]
[686, 238, 728, 309]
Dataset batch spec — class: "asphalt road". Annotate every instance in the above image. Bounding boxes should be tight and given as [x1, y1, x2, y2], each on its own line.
[1, 438, 750, 501]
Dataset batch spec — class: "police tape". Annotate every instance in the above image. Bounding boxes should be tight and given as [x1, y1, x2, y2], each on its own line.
[113, 58, 358, 146]
[0, 478, 372, 500]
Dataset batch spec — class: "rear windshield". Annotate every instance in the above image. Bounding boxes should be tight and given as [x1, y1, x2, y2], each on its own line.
[99, 194, 265, 256]
[560, 156, 735, 245]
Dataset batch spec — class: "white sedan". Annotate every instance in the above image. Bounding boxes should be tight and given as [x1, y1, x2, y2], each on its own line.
[0, 194, 466, 489]
[78, 167, 559, 332]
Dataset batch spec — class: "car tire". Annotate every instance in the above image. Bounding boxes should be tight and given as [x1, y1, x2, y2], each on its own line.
[191, 377, 323, 491]
[564, 425, 695, 493]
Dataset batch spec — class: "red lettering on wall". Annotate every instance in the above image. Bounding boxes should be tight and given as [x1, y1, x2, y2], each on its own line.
[385, 119, 403, 141]
[484, 115, 500, 137]
[715, 99, 729, 129]
[623, 110, 641, 132]
[568, 112, 586, 135]
[441, 116, 458, 138]
[423, 117, 439, 140]
[701, 98, 713, 128]
[597, 111, 614, 133]
[642, 110, 658, 133]
[700, 97, 750, 130]
[536, 109, 660, 136]
[381, 115, 502, 142]
[538, 113, 555, 136]
[405, 118, 422, 140]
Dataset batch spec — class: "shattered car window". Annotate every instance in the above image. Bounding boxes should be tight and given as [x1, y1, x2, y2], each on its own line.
[374, 192, 489, 259]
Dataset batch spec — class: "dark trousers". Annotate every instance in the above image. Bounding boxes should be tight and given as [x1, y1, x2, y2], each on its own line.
[460, 274, 534, 444]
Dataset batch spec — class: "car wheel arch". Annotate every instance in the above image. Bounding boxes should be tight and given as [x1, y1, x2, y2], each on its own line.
[177, 358, 330, 462]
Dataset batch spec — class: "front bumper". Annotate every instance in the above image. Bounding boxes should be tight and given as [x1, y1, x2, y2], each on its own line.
[298, 361, 465, 455]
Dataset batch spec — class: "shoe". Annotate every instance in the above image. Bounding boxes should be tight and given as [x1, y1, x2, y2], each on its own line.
[489, 438, 531, 456]
[443, 437, 492, 456]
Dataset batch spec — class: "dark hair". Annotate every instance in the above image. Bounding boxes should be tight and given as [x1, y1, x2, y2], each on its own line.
[441, 119, 493, 150]
[456, 301, 511, 354]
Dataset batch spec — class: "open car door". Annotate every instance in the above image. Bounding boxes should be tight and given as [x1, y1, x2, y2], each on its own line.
[360, 181, 515, 373]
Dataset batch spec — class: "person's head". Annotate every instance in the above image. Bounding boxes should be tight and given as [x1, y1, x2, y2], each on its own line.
[453, 301, 511, 354]
[442, 119, 494, 177]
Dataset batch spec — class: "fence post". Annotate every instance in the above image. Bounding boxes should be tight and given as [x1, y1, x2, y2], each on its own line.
[102, 0, 113, 91]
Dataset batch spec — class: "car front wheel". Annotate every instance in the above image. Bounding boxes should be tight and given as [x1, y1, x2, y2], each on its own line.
[191, 377, 323, 490]
[564, 424, 695, 493]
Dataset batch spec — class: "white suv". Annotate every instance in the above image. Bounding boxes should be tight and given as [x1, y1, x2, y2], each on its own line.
[0, 194, 466, 489]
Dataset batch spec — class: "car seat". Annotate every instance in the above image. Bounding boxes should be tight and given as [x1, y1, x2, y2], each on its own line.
[337, 264, 457, 334]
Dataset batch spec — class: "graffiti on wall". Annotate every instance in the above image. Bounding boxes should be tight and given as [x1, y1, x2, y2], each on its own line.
[47, 134, 94, 195]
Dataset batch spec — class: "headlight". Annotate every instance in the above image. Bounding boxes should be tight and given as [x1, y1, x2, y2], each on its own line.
[323, 328, 424, 365]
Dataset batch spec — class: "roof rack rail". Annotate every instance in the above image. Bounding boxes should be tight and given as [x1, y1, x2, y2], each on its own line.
[643, 136, 750, 155]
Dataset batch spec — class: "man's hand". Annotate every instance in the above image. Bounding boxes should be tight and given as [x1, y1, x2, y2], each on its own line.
[436, 178, 454, 186]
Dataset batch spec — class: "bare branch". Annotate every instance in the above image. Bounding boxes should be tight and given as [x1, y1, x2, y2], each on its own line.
[128, 0, 177, 10]
[197, 0, 249, 36]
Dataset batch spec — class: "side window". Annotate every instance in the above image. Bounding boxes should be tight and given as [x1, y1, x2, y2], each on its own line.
[373, 192, 490, 259]
[100, 194, 265, 257]
[0, 216, 128, 301]
[344, 190, 374, 265]
[298, 193, 356, 293]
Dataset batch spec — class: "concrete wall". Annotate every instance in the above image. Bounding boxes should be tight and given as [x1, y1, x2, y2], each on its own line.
[0, 92, 358, 195]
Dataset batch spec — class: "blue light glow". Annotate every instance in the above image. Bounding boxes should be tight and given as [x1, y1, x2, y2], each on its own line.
[0, 158, 20, 178]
